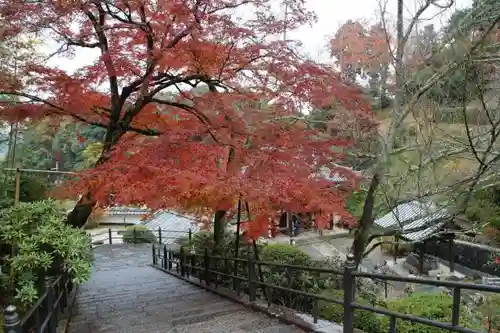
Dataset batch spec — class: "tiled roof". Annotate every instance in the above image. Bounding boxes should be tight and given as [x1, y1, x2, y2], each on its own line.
[105, 206, 151, 215]
[375, 200, 451, 242]
[400, 208, 450, 242]
[143, 211, 200, 244]
[373, 201, 434, 229]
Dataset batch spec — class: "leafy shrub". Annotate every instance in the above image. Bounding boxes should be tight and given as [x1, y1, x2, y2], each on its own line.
[480, 293, 500, 332]
[121, 225, 157, 244]
[315, 256, 380, 303]
[179, 230, 257, 257]
[177, 231, 257, 286]
[379, 236, 414, 256]
[432, 106, 500, 126]
[318, 289, 381, 333]
[0, 175, 49, 210]
[379, 292, 483, 333]
[0, 199, 93, 308]
[259, 244, 323, 311]
[180, 231, 327, 311]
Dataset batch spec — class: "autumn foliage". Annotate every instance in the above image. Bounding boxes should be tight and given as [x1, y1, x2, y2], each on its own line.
[0, 0, 371, 239]
[330, 20, 391, 82]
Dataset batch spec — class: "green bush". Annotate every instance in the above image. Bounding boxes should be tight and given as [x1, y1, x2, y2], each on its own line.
[379, 293, 483, 333]
[431, 106, 500, 126]
[315, 256, 380, 303]
[259, 244, 323, 311]
[379, 236, 414, 256]
[121, 225, 157, 244]
[0, 175, 49, 210]
[0, 199, 93, 308]
[177, 231, 257, 286]
[318, 289, 381, 333]
[180, 231, 326, 312]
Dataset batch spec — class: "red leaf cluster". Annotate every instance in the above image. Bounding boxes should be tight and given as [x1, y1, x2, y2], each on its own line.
[1, 0, 372, 239]
[330, 20, 392, 75]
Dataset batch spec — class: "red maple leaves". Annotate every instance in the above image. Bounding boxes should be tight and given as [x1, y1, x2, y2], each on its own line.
[330, 20, 392, 80]
[1, 0, 372, 238]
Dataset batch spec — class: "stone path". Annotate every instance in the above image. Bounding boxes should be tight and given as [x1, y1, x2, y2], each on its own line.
[68, 244, 304, 333]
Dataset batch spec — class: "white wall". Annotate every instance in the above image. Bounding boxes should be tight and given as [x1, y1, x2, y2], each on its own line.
[100, 214, 143, 225]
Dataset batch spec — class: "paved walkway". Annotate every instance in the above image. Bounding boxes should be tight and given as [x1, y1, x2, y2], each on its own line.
[68, 244, 304, 333]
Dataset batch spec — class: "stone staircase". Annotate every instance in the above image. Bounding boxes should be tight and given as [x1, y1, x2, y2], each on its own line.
[67, 244, 305, 333]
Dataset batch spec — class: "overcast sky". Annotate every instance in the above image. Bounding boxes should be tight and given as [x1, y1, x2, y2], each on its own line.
[44, 0, 473, 73]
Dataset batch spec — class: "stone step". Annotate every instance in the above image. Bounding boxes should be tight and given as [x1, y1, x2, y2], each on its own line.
[68, 244, 304, 333]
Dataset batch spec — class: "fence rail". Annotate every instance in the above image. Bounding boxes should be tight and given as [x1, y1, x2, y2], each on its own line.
[3, 274, 75, 333]
[151, 244, 500, 333]
[89, 227, 193, 246]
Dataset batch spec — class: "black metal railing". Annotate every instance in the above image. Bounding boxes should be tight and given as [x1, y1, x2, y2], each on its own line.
[151, 244, 500, 333]
[90, 227, 193, 246]
[3, 274, 75, 333]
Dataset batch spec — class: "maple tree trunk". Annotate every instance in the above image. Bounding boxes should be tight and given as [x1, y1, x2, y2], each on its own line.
[66, 193, 96, 228]
[351, 0, 404, 265]
[234, 199, 242, 257]
[213, 210, 227, 248]
[65, 130, 122, 228]
[351, 173, 379, 266]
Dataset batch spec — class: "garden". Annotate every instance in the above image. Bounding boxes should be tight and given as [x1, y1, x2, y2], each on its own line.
[176, 230, 500, 333]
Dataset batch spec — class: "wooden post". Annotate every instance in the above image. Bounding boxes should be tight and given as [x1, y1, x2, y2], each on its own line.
[393, 235, 398, 263]
[287, 211, 294, 245]
[14, 167, 21, 208]
[449, 237, 455, 273]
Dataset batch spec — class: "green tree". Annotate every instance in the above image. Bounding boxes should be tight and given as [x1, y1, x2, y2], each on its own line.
[0, 173, 48, 209]
[0, 200, 93, 307]
[17, 120, 105, 171]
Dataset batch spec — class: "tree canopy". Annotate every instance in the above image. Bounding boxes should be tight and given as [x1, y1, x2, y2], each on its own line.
[0, 0, 372, 239]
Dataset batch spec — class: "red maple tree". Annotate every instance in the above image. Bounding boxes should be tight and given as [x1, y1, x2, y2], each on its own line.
[330, 20, 392, 82]
[0, 0, 371, 239]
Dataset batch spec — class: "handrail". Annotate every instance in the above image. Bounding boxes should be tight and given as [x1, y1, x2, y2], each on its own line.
[151, 244, 500, 333]
[3, 274, 75, 333]
[88, 227, 193, 246]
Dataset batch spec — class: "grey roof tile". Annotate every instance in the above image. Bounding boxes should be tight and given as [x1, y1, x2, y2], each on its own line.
[143, 211, 200, 244]
[106, 206, 151, 216]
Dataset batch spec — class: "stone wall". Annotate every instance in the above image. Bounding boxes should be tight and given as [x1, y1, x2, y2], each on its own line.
[425, 240, 500, 277]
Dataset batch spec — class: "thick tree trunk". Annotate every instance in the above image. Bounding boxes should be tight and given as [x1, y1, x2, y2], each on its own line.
[351, 0, 404, 264]
[65, 133, 119, 228]
[234, 199, 242, 257]
[351, 173, 379, 266]
[213, 210, 227, 247]
[65, 193, 95, 228]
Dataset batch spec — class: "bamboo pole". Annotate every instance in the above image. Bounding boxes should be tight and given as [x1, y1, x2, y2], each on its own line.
[2, 168, 76, 175]
[14, 167, 20, 208]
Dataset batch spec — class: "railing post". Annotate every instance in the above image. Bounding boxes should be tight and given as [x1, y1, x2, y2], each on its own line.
[152, 244, 156, 265]
[158, 227, 162, 244]
[133, 227, 137, 243]
[188, 228, 192, 243]
[45, 277, 57, 333]
[180, 247, 186, 276]
[168, 250, 173, 270]
[108, 228, 112, 245]
[3, 305, 22, 333]
[163, 245, 168, 269]
[343, 253, 356, 333]
[204, 247, 210, 286]
[62, 274, 70, 310]
[248, 256, 256, 302]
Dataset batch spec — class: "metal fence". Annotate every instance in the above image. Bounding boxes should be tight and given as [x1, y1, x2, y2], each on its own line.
[3, 274, 75, 333]
[151, 244, 500, 333]
[89, 227, 193, 247]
